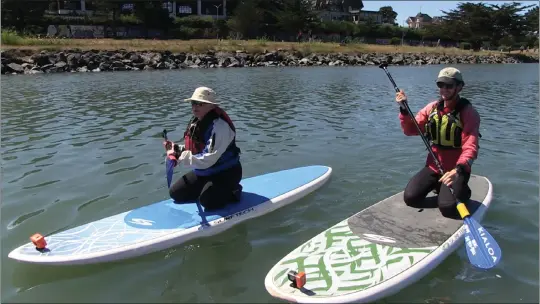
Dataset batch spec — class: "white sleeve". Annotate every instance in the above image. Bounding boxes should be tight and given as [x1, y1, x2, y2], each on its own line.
[177, 118, 235, 170]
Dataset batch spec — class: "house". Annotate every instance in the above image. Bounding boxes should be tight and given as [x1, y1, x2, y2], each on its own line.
[406, 12, 435, 29]
[45, 0, 96, 17]
[311, 0, 364, 11]
[163, 0, 228, 19]
[311, 0, 364, 22]
[350, 9, 383, 24]
[45, 0, 228, 19]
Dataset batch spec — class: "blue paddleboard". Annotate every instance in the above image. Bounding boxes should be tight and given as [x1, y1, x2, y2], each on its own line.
[8, 165, 332, 265]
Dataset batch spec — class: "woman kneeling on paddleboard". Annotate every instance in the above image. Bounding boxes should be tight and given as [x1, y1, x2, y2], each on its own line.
[395, 67, 481, 218]
[165, 86, 243, 211]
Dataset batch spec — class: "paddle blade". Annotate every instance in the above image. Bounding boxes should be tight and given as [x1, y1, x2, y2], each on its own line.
[463, 217, 502, 269]
[165, 157, 175, 188]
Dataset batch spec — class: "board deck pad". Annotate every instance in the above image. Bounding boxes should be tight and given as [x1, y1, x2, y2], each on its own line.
[9, 165, 332, 264]
[265, 175, 491, 302]
[347, 191, 482, 249]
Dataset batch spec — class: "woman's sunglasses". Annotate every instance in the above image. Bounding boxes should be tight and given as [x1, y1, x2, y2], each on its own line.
[436, 82, 455, 89]
[191, 101, 206, 107]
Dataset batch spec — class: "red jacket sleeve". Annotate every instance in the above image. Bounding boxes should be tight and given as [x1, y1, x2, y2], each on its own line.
[457, 105, 481, 172]
[399, 101, 438, 136]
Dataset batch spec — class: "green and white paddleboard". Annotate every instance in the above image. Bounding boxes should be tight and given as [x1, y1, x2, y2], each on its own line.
[264, 175, 493, 303]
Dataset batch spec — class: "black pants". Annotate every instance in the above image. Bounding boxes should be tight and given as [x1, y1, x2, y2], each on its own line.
[403, 166, 471, 218]
[169, 163, 243, 211]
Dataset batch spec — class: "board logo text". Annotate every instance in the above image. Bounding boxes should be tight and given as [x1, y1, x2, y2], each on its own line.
[129, 218, 155, 226]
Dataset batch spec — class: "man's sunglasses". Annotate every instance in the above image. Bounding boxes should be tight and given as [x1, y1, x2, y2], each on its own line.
[436, 82, 455, 89]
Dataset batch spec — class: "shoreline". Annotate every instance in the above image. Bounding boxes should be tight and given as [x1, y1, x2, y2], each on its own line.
[2, 40, 538, 75]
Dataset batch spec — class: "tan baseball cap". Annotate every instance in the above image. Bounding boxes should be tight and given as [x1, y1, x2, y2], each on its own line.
[184, 86, 219, 104]
[437, 67, 464, 85]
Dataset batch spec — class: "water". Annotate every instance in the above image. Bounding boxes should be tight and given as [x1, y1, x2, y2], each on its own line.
[1, 64, 538, 303]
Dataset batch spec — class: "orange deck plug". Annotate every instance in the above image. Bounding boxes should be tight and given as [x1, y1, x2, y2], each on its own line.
[287, 270, 306, 289]
[30, 233, 47, 249]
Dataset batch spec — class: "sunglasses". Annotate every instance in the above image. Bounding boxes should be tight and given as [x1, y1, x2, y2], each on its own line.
[436, 82, 455, 89]
[191, 101, 206, 107]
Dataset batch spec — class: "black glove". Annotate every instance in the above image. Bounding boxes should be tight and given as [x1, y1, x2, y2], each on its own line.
[165, 142, 184, 161]
[398, 101, 409, 116]
[173, 144, 184, 159]
[456, 163, 467, 175]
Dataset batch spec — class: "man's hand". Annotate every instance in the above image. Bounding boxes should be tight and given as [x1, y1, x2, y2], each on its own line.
[439, 168, 458, 187]
[396, 89, 408, 104]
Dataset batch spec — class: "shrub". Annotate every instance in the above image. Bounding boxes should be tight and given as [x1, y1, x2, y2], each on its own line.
[174, 15, 214, 29]
[460, 42, 471, 50]
[390, 37, 401, 45]
[1, 29, 23, 45]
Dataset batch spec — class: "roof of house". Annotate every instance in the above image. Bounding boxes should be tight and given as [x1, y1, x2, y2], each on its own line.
[415, 13, 432, 20]
[407, 13, 434, 23]
[360, 10, 381, 14]
[311, 0, 364, 11]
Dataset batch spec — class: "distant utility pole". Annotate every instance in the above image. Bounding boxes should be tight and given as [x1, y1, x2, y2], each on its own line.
[402, 20, 406, 46]
[214, 4, 222, 20]
[214, 3, 222, 40]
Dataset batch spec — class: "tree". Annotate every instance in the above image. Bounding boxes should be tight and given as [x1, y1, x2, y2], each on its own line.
[379, 6, 397, 25]
[273, 0, 318, 34]
[489, 2, 536, 44]
[440, 2, 494, 50]
[422, 23, 452, 41]
[437, 1, 537, 48]
[134, 1, 173, 33]
[226, 0, 265, 38]
[523, 6, 539, 33]
[1, 0, 48, 32]
[91, 0, 122, 37]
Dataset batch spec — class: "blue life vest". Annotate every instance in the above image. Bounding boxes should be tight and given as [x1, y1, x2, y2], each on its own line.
[183, 108, 241, 176]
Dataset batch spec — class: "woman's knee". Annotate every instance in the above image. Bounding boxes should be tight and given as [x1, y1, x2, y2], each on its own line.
[169, 173, 199, 202]
[170, 186, 189, 202]
[199, 191, 226, 210]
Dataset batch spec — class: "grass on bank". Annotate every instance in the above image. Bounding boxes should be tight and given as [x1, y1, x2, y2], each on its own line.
[0, 29, 522, 56]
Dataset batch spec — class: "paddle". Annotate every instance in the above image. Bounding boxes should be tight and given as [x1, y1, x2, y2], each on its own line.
[378, 62, 501, 270]
[162, 129, 177, 188]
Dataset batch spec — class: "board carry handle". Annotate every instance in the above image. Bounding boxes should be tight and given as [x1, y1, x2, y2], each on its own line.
[287, 270, 306, 289]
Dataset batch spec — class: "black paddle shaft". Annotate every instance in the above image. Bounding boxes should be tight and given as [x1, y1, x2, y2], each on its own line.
[162, 129, 168, 140]
[378, 62, 445, 176]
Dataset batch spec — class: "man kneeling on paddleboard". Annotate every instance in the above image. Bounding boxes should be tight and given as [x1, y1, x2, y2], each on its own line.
[164, 86, 243, 211]
[395, 67, 481, 218]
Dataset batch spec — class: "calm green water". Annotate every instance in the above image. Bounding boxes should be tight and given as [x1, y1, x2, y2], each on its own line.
[1, 64, 538, 303]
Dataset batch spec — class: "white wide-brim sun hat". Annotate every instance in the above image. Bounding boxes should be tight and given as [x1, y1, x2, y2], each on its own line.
[184, 86, 220, 104]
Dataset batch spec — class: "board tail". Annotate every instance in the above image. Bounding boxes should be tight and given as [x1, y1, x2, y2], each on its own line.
[464, 217, 502, 269]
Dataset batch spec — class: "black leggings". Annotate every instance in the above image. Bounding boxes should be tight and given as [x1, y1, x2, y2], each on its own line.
[169, 163, 243, 211]
[403, 166, 471, 218]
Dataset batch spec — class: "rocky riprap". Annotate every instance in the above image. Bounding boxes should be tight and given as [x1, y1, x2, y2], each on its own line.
[1, 48, 538, 75]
